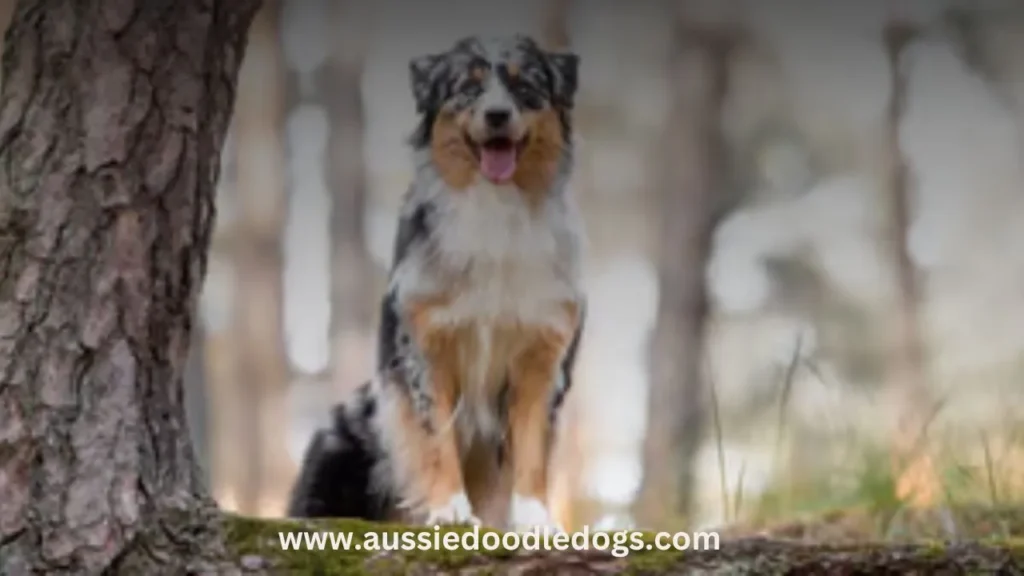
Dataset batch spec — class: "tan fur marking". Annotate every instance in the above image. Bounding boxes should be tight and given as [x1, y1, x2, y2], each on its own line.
[513, 107, 565, 203]
[471, 65, 488, 82]
[400, 297, 469, 509]
[506, 302, 580, 501]
[430, 110, 477, 190]
[400, 297, 579, 523]
[505, 62, 520, 79]
[431, 102, 565, 199]
[387, 378, 465, 510]
[407, 297, 458, 357]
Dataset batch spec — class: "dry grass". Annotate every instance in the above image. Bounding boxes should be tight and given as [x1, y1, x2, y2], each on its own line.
[704, 338, 1024, 543]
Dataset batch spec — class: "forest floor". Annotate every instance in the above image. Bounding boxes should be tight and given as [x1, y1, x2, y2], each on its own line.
[225, 505, 1024, 574]
[719, 502, 1024, 543]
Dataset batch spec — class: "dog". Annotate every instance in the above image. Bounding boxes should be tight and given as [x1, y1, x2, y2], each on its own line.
[287, 34, 585, 533]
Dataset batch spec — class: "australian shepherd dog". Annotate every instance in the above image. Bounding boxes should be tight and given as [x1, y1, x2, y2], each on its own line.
[287, 34, 585, 533]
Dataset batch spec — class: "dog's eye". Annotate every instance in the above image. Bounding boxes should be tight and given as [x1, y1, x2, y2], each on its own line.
[512, 83, 543, 109]
[513, 83, 535, 96]
[458, 81, 483, 97]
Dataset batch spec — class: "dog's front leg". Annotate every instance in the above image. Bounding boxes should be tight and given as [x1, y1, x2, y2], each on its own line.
[398, 302, 480, 527]
[506, 303, 579, 533]
[417, 369, 478, 526]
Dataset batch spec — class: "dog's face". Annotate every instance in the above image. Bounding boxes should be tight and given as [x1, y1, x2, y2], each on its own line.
[408, 35, 579, 191]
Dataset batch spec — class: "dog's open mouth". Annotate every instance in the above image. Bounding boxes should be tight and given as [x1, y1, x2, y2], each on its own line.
[468, 135, 526, 183]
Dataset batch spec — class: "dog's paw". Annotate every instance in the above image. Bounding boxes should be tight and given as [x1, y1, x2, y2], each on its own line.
[508, 494, 564, 533]
[424, 492, 481, 527]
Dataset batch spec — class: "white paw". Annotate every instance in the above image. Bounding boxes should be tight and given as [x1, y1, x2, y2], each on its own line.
[424, 492, 481, 526]
[508, 494, 564, 533]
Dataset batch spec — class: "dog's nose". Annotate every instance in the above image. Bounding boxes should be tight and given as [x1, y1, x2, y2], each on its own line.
[484, 109, 511, 129]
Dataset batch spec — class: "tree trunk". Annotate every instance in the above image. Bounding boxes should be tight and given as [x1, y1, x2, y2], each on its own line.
[881, 16, 939, 510]
[325, 0, 377, 399]
[634, 8, 734, 530]
[0, 0, 12, 53]
[231, 0, 293, 518]
[0, 0, 260, 573]
[540, 0, 572, 50]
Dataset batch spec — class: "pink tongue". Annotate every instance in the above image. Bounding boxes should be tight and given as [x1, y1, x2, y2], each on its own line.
[480, 148, 517, 182]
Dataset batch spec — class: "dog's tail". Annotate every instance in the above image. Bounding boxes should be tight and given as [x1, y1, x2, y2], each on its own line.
[286, 380, 394, 520]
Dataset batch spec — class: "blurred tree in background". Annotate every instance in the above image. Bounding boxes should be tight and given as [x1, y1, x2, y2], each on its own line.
[326, 1, 378, 400]
[635, 1, 738, 531]
[880, 6, 939, 511]
[231, 0, 294, 517]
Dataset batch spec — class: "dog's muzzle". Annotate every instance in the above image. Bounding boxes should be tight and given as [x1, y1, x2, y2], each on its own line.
[473, 106, 524, 184]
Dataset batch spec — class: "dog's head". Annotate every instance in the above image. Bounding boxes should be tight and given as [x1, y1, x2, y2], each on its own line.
[408, 35, 579, 191]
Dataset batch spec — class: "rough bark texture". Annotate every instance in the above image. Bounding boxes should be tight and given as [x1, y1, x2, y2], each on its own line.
[0, 0, 260, 573]
[0, 1, 12, 56]
[634, 9, 735, 530]
[325, 0, 377, 399]
[225, 516, 1024, 575]
[231, 0, 293, 518]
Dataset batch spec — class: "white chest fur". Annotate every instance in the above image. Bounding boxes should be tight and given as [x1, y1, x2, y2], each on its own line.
[426, 180, 582, 332]
[394, 178, 583, 445]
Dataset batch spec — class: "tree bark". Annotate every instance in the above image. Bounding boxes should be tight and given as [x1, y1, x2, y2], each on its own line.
[325, 0, 377, 399]
[0, 0, 12, 51]
[634, 8, 734, 530]
[0, 1, 14, 87]
[231, 0, 294, 518]
[0, 0, 260, 573]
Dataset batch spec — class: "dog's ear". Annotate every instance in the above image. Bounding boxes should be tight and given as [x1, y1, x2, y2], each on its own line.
[409, 53, 447, 114]
[546, 51, 579, 109]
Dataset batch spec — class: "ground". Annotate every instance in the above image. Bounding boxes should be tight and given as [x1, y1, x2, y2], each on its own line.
[224, 507, 1024, 574]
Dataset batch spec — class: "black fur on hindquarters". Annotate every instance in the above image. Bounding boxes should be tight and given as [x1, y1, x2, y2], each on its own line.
[286, 385, 395, 519]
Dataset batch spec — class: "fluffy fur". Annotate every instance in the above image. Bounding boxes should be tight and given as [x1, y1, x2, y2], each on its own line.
[288, 34, 585, 532]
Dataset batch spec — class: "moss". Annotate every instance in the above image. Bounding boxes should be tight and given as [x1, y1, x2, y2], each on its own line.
[984, 536, 1024, 563]
[623, 548, 685, 575]
[915, 539, 949, 559]
[224, 515, 521, 575]
[616, 531, 679, 574]
[224, 515, 1024, 574]
[226, 515, 368, 574]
